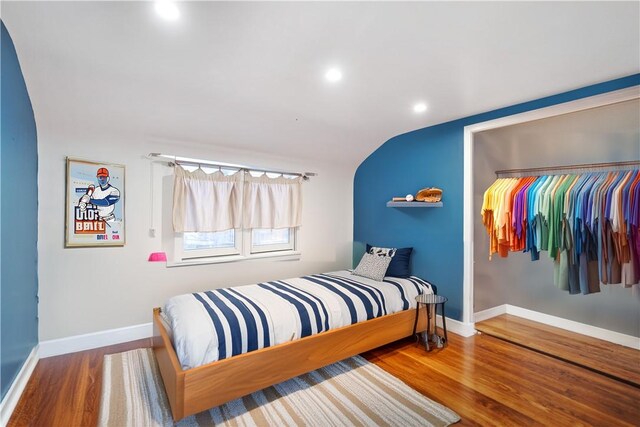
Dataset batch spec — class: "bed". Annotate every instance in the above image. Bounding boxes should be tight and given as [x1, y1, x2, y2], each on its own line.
[152, 270, 435, 420]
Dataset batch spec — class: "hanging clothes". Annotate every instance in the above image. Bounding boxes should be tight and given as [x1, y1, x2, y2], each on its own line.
[480, 169, 640, 294]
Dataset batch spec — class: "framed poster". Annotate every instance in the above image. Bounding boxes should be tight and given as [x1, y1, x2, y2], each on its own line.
[65, 158, 125, 247]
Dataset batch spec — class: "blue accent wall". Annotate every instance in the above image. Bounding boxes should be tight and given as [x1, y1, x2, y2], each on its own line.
[1, 21, 39, 400]
[354, 74, 640, 321]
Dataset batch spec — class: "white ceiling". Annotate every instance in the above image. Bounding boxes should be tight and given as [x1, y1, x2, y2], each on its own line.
[3, 1, 639, 167]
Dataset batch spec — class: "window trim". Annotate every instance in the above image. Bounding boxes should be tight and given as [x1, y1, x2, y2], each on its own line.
[166, 249, 301, 268]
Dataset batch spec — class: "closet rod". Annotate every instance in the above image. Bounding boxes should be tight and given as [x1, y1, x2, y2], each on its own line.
[495, 160, 640, 178]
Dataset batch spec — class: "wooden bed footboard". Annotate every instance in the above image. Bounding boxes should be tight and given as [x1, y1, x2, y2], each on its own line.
[153, 306, 427, 421]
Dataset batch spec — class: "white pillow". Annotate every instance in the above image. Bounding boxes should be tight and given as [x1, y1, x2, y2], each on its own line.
[352, 252, 392, 282]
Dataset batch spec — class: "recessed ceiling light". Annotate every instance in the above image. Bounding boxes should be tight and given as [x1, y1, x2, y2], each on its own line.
[413, 102, 427, 113]
[325, 68, 343, 83]
[155, 1, 180, 21]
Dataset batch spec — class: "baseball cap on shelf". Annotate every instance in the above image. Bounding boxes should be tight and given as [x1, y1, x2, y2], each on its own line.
[97, 167, 109, 177]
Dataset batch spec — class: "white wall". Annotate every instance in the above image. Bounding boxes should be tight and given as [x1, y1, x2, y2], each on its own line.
[37, 128, 355, 341]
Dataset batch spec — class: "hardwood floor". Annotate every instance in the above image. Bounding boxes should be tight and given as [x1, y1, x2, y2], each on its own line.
[363, 333, 639, 426]
[8, 338, 152, 427]
[475, 314, 640, 388]
[8, 324, 640, 426]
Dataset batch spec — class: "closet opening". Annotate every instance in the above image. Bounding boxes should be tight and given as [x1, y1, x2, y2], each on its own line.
[462, 86, 640, 348]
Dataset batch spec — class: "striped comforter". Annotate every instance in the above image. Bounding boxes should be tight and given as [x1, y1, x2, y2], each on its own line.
[164, 271, 434, 369]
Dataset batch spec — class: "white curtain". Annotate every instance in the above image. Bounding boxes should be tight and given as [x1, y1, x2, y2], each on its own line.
[172, 166, 241, 232]
[243, 173, 302, 229]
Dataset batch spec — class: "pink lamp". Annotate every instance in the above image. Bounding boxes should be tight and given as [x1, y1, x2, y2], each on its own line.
[148, 252, 167, 262]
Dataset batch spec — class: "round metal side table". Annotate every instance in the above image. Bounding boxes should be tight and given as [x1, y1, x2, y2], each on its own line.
[412, 294, 448, 351]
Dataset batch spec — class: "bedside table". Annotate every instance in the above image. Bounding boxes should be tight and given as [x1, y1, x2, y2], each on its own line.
[412, 294, 448, 351]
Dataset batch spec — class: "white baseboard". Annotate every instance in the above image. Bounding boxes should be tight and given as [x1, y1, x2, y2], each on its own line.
[0, 345, 39, 426]
[473, 304, 640, 350]
[435, 315, 477, 337]
[473, 304, 507, 322]
[39, 322, 153, 358]
[505, 305, 640, 350]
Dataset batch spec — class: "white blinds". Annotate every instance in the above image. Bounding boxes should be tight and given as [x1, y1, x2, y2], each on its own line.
[172, 166, 241, 232]
[243, 174, 303, 229]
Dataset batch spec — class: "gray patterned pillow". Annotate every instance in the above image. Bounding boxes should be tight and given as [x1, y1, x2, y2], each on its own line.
[352, 252, 392, 282]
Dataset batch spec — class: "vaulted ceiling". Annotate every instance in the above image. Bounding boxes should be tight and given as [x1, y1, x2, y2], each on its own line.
[3, 1, 639, 167]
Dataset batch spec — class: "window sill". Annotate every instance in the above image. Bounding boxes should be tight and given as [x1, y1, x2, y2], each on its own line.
[166, 250, 301, 268]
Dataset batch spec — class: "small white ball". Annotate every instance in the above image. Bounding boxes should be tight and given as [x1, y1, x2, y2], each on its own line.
[405, 194, 414, 202]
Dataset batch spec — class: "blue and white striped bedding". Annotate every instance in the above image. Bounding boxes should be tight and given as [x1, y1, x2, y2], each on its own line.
[164, 270, 434, 369]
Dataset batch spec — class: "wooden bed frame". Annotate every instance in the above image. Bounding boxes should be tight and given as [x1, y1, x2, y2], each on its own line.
[153, 306, 428, 421]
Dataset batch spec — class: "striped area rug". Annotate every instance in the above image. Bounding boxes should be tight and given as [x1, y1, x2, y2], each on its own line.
[99, 348, 460, 426]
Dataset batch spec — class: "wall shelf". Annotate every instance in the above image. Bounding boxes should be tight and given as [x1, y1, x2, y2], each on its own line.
[386, 201, 443, 208]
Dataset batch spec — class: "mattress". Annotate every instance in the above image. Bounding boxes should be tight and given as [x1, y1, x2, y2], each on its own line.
[164, 270, 434, 369]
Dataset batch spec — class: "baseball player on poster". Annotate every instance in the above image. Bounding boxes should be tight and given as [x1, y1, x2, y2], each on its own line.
[79, 167, 121, 222]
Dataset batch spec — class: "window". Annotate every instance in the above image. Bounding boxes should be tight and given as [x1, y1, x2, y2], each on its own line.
[170, 164, 303, 265]
[175, 227, 297, 263]
[180, 229, 241, 259]
[251, 228, 294, 253]
[184, 230, 235, 250]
